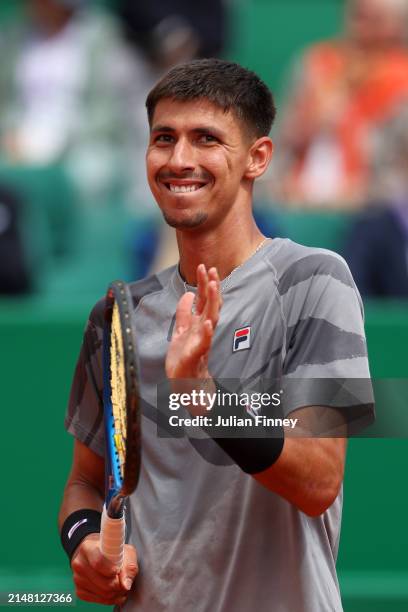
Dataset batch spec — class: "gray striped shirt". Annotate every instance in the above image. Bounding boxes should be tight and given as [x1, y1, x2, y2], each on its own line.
[66, 238, 374, 611]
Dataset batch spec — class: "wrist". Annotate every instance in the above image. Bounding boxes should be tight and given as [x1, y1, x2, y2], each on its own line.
[60, 509, 102, 563]
[209, 379, 285, 474]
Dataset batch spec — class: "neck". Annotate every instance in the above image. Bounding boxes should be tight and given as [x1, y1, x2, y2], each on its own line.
[177, 214, 266, 285]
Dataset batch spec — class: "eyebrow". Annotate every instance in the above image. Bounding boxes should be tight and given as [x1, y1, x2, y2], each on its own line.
[151, 124, 225, 138]
[151, 125, 174, 133]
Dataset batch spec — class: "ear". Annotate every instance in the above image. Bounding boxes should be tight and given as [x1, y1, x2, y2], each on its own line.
[244, 137, 273, 180]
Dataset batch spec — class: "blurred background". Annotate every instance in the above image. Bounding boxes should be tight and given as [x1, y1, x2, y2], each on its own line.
[0, 0, 407, 610]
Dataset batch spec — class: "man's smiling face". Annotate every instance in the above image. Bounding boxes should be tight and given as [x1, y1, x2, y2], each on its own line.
[146, 98, 254, 230]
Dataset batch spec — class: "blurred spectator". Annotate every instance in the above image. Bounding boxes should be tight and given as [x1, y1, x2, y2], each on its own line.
[0, 185, 31, 295]
[345, 207, 408, 296]
[117, 0, 226, 69]
[345, 102, 408, 297]
[0, 0, 153, 202]
[269, 0, 408, 209]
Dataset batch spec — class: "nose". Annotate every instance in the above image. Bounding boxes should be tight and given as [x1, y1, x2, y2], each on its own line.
[167, 137, 195, 173]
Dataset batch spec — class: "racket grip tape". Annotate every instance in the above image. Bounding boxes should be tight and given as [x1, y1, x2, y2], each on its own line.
[100, 505, 126, 567]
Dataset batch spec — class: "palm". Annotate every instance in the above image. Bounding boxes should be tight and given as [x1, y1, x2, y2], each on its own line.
[166, 265, 222, 380]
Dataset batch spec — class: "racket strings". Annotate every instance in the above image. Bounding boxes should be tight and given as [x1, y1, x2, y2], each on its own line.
[110, 302, 127, 479]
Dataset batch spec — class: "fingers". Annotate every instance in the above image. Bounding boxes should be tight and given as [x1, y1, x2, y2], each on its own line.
[205, 280, 221, 328]
[80, 536, 120, 577]
[174, 292, 195, 334]
[71, 535, 138, 605]
[201, 267, 222, 329]
[74, 555, 121, 595]
[200, 319, 214, 355]
[188, 267, 220, 360]
[181, 265, 222, 325]
[195, 264, 208, 315]
[119, 544, 139, 591]
[166, 265, 222, 380]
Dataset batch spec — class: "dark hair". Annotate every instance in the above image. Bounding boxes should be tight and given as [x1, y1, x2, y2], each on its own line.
[146, 58, 276, 137]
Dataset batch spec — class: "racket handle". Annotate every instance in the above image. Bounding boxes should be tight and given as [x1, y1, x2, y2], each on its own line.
[100, 505, 125, 567]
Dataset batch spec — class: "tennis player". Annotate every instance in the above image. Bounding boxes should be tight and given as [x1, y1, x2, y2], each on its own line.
[59, 59, 374, 610]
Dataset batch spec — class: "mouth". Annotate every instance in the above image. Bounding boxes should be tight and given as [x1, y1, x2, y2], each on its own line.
[160, 180, 209, 194]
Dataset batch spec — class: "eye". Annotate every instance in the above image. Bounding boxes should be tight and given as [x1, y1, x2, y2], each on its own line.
[154, 134, 174, 144]
[197, 134, 218, 144]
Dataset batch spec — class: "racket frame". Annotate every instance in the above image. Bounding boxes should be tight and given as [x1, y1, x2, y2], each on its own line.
[102, 280, 141, 520]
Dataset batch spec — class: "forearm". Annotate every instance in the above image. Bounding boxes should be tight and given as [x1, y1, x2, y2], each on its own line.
[206, 392, 347, 516]
[255, 437, 347, 516]
[59, 478, 104, 530]
[58, 440, 105, 531]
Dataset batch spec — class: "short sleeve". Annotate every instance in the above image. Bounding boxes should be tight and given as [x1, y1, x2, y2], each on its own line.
[280, 251, 375, 434]
[64, 299, 106, 456]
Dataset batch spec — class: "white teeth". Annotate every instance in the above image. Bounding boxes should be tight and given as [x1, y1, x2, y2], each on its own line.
[169, 184, 201, 193]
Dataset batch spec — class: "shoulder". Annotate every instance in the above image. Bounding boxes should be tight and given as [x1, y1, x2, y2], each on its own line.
[87, 267, 177, 328]
[128, 266, 177, 304]
[265, 239, 355, 294]
[270, 240, 364, 327]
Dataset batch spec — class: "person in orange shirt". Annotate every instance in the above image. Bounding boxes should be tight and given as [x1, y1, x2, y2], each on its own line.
[271, 0, 408, 208]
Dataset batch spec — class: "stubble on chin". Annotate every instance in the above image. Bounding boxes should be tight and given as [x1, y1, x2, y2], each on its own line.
[162, 211, 208, 229]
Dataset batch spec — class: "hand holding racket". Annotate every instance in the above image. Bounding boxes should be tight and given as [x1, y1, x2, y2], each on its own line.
[101, 280, 141, 567]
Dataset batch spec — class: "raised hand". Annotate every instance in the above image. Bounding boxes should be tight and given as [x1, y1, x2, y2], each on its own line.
[166, 265, 222, 381]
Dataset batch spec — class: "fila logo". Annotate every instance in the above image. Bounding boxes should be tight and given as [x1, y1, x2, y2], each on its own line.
[233, 326, 251, 352]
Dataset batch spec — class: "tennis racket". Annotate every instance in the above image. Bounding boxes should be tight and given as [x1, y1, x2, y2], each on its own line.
[100, 280, 141, 567]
